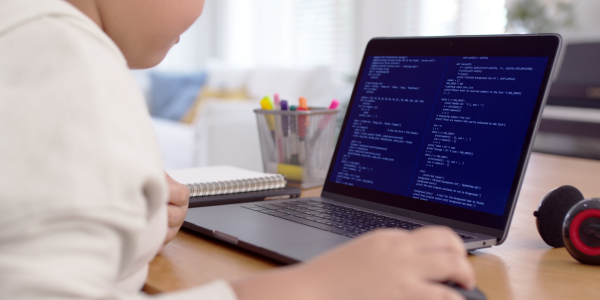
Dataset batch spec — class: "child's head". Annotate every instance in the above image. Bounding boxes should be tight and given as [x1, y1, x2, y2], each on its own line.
[66, 0, 205, 69]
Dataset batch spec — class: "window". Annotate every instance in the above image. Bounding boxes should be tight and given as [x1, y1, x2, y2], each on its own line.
[354, 0, 506, 73]
[158, 0, 507, 75]
[216, 0, 354, 75]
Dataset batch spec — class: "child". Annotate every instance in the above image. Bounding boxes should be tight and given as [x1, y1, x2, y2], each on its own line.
[0, 0, 475, 299]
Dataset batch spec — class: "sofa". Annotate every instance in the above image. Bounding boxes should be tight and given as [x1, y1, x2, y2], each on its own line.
[139, 66, 352, 171]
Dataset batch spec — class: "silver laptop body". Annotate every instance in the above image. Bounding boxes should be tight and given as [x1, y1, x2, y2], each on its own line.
[184, 34, 562, 264]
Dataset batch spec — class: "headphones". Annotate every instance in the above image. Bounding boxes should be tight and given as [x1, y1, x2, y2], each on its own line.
[535, 185, 600, 265]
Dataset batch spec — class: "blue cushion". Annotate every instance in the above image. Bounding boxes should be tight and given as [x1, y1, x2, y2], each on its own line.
[150, 71, 206, 120]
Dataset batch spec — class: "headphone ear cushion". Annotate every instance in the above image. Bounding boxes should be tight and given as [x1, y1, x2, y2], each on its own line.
[535, 185, 584, 247]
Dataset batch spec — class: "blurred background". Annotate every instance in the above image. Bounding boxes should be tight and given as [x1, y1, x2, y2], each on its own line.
[139, 0, 600, 171]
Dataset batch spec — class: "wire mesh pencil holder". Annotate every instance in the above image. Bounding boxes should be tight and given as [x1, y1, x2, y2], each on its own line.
[254, 108, 340, 188]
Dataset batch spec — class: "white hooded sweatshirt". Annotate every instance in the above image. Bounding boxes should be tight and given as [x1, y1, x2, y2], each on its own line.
[0, 0, 237, 299]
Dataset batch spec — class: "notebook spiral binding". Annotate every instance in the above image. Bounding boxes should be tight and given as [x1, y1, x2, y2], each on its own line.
[186, 174, 287, 197]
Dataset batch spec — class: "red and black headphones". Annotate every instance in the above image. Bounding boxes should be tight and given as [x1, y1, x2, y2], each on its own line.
[534, 185, 600, 265]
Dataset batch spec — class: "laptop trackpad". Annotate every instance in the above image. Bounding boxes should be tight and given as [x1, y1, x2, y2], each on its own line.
[188, 206, 349, 261]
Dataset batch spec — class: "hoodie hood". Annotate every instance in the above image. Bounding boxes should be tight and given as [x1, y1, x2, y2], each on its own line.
[0, 0, 123, 61]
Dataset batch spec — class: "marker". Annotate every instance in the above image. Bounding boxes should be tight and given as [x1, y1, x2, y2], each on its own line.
[274, 95, 283, 162]
[281, 100, 289, 128]
[289, 105, 299, 165]
[309, 99, 340, 156]
[261, 96, 273, 110]
[297, 97, 308, 140]
[265, 95, 274, 110]
[297, 98, 309, 166]
[299, 97, 308, 110]
[268, 163, 303, 182]
[329, 99, 340, 109]
[317, 99, 340, 130]
[274, 93, 280, 109]
[260, 97, 275, 140]
[281, 100, 290, 164]
[298, 96, 310, 137]
[297, 106, 308, 139]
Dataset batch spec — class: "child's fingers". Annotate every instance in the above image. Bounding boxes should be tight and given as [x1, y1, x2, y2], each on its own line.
[410, 282, 466, 300]
[167, 204, 187, 228]
[168, 184, 189, 206]
[165, 172, 190, 207]
[416, 252, 476, 291]
[409, 226, 465, 256]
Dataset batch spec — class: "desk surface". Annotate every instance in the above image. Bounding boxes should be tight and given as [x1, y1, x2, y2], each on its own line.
[146, 153, 600, 299]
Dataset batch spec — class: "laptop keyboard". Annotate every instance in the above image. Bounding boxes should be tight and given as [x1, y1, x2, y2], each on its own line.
[242, 199, 474, 239]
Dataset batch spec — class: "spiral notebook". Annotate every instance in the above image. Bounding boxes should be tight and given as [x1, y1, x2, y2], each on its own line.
[167, 165, 287, 197]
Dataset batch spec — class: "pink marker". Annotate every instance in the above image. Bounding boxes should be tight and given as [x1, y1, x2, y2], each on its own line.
[309, 99, 341, 155]
[328, 99, 340, 110]
[274, 93, 281, 110]
[318, 99, 340, 129]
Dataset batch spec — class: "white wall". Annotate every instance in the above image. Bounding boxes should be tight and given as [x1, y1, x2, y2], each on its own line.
[353, 0, 506, 74]
[153, 0, 218, 72]
[556, 0, 600, 43]
[152, 0, 600, 74]
[353, 0, 410, 69]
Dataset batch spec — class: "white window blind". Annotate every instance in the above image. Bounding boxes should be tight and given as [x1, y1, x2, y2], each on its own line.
[396, 0, 507, 36]
[216, 0, 354, 75]
[213, 0, 506, 74]
[354, 0, 506, 71]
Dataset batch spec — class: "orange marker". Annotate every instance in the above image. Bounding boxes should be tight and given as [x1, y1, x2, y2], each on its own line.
[299, 97, 308, 110]
[297, 97, 310, 146]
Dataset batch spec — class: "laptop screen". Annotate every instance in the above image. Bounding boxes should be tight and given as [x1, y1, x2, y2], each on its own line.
[323, 36, 560, 230]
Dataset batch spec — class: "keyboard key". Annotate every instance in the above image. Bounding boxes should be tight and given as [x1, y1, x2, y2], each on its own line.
[310, 213, 329, 217]
[256, 204, 285, 210]
[312, 219, 329, 224]
[243, 201, 431, 238]
[264, 211, 292, 218]
[242, 206, 271, 211]
[292, 213, 313, 218]
[281, 216, 351, 235]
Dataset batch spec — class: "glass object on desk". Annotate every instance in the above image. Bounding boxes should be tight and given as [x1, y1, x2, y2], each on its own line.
[254, 107, 340, 188]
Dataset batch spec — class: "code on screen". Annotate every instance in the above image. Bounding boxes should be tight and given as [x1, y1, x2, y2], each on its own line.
[330, 55, 548, 215]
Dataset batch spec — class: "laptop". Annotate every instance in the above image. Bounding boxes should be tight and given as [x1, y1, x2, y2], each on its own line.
[184, 34, 562, 264]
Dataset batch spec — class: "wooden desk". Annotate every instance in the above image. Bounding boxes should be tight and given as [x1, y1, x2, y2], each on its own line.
[146, 153, 600, 299]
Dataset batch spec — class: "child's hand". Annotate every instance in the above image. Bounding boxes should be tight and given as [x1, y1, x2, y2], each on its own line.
[298, 227, 475, 300]
[232, 227, 475, 300]
[157, 172, 190, 255]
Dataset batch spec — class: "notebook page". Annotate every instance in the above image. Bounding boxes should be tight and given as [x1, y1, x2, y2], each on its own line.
[167, 165, 277, 185]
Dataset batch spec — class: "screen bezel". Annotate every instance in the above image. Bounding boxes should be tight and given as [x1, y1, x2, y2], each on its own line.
[323, 35, 562, 232]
